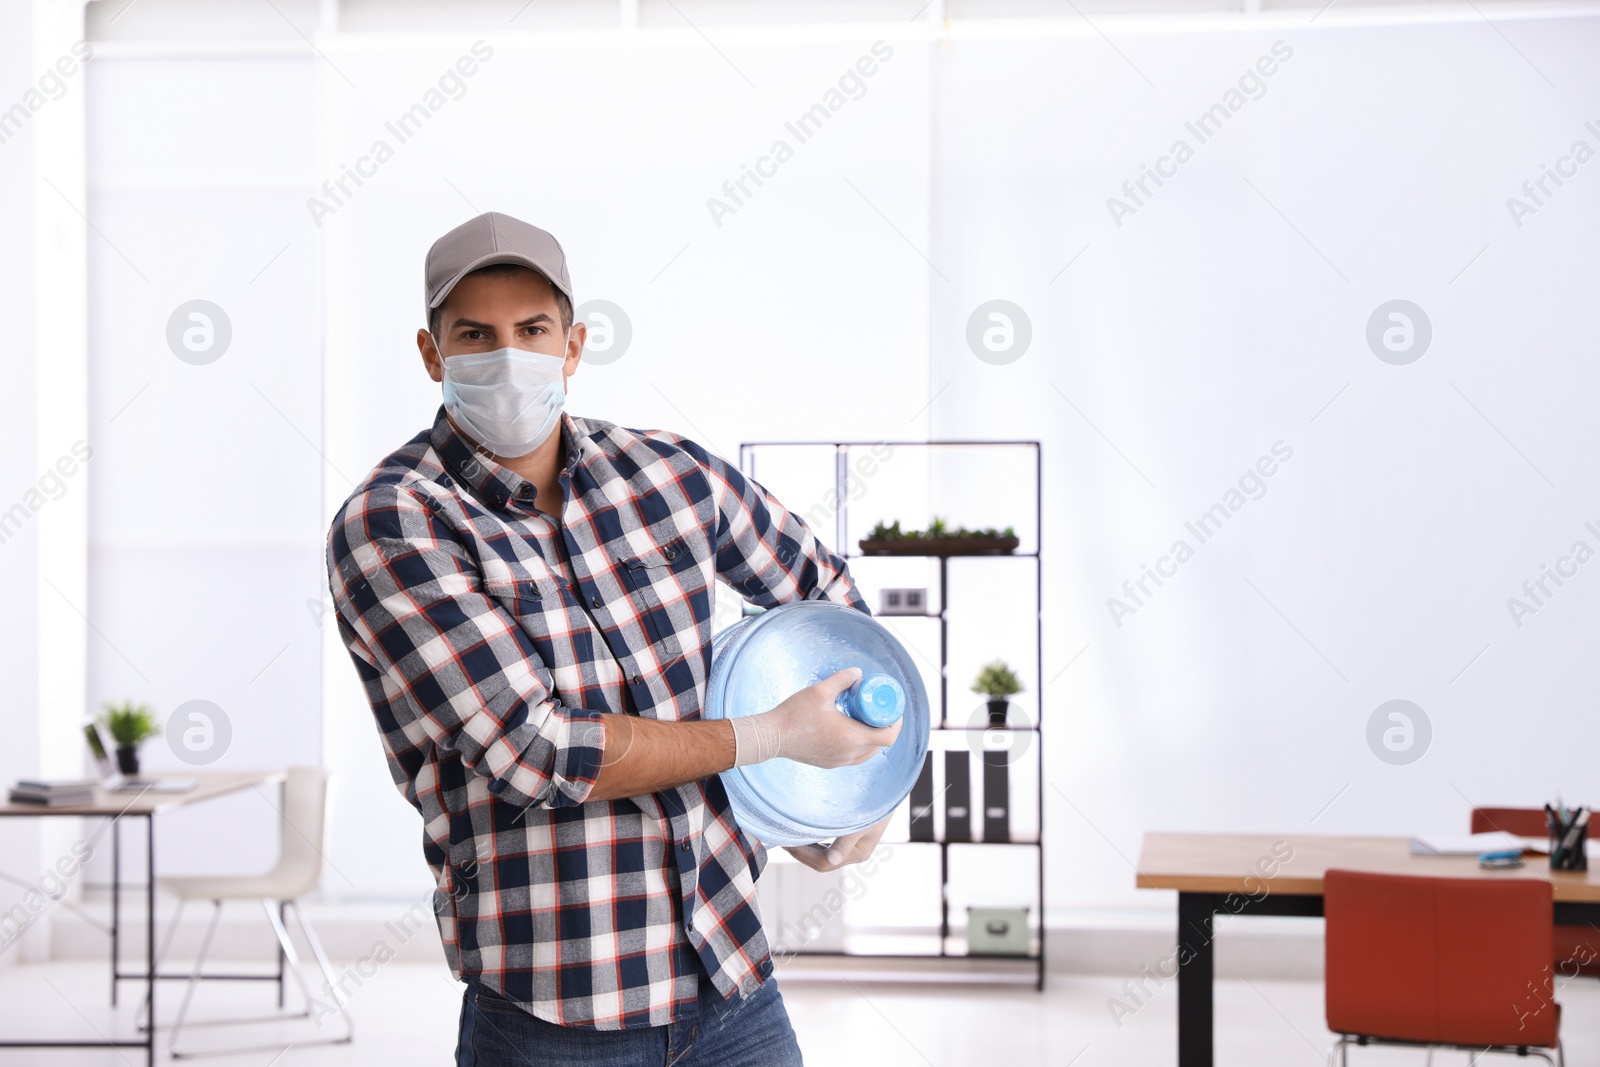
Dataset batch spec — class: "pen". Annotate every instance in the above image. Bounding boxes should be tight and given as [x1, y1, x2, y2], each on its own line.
[1548, 804, 1567, 866]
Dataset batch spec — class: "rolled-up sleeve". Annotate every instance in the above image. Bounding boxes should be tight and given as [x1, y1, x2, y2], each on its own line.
[328, 481, 605, 809]
[663, 434, 869, 615]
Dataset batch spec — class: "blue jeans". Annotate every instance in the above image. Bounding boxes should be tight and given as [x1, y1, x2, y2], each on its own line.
[455, 972, 804, 1067]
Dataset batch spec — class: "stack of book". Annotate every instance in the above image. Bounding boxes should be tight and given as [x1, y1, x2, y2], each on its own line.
[8, 779, 98, 807]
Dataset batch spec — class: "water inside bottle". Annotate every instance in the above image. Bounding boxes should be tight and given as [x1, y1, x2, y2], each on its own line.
[705, 601, 931, 846]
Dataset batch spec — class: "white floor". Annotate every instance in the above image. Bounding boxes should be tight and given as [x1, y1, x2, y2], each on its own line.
[0, 960, 1593, 1066]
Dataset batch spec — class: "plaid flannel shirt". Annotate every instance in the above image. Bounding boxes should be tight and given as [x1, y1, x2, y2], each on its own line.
[326, 407, 867, 1030]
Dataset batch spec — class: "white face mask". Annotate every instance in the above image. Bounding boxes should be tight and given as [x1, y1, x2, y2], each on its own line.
[439, 342, 567, 458]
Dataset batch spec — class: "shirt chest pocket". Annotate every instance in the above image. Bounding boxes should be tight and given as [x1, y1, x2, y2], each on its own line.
[480, 558, 562, 638]
[615, 535, 707, 658]
[480, 566, 604, 705]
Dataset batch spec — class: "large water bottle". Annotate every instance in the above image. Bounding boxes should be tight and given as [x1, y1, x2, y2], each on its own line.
[704, 600, 931, 846]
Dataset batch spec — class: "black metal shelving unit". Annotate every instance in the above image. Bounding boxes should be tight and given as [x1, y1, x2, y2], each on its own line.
[738, 439, 1044, 991]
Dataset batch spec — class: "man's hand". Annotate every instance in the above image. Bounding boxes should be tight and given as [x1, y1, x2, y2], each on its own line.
[587, 667, 902, 802]
[783, 813, 893, 873]
[730, 667, 903, 769]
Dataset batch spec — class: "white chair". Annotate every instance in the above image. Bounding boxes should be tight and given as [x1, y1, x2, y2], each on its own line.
[146, 766, 353, 1058]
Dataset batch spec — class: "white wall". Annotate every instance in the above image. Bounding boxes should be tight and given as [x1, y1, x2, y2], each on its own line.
[81, 45, 323, 886]
[50, 1, 1600, 937]
[1, 0, 94, 963]
[927, 12, 1600, 915]
[0, 0, 45, 964]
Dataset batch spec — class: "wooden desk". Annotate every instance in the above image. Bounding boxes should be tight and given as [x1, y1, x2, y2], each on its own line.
[0, 770, 286, 1067]
[0, 771, 285, 819]
[1136, 831, 1600, 1067]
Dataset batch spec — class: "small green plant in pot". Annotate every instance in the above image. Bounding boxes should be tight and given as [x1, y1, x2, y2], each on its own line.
[101, 701, 159, 777]
[972, 660, 1024, 726]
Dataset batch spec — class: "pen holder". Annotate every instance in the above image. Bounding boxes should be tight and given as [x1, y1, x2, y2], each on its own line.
[1548, 815, 1589, 873]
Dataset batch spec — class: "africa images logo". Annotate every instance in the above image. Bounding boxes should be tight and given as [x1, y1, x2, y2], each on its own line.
[1106, 41, 1295, 228]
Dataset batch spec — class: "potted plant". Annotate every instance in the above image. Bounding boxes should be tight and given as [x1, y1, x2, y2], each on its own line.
[859, 517, 1019, 556]
[972, 660, 1024, 726]
[101, 701, 159, 777]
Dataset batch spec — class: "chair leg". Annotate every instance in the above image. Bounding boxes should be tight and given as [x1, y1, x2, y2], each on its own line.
[262, 898, 316, 1003]
[264, 898, 352, 1043]
[167, 899, 222, 1058]
[276, 901, 286, 1009]
[288, 899, 354, 1038]
[136, 896, 187, 1032]
[165, 899, 353, 1058]
[1332, 1036, 1561, 1067]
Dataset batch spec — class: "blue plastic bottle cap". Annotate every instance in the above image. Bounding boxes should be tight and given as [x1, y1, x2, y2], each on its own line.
[854, 674, 905, 728]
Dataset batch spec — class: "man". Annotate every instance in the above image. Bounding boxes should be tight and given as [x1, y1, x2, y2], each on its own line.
[326, 211, 899, 1065]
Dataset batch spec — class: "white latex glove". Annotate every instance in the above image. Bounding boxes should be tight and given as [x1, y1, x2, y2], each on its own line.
[784, 814, 893, 872]
[730, 667, 902, 769]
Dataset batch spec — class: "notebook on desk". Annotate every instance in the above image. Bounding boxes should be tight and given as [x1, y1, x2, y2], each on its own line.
[9, 779, 98, 806]
[1409, 832, 1549, 857]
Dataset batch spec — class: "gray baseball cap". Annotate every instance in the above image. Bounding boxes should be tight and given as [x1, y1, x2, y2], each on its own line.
[424, 211, 573, 325]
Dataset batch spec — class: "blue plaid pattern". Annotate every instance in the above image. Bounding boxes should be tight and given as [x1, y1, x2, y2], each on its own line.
[327, 407, 865, 1029]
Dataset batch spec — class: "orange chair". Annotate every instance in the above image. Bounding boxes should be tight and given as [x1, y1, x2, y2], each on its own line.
[1471, 806, 1600, 978]
[1470, 807, 1548, 837]
[1324, 869, 1562, 1065]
